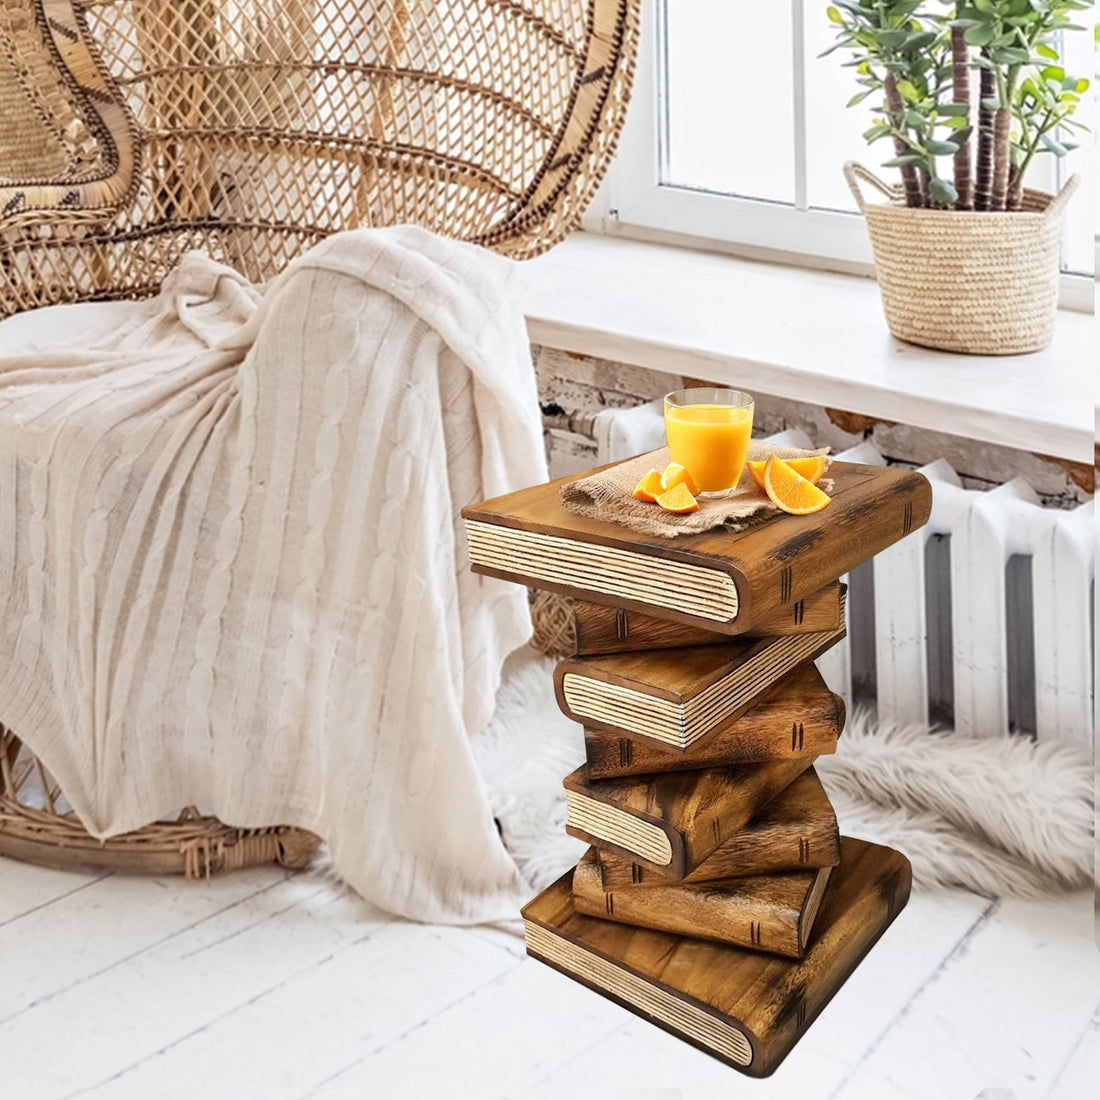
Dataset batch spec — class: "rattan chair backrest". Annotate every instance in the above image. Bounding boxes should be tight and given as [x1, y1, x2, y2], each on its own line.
[0, 0, 639, 316]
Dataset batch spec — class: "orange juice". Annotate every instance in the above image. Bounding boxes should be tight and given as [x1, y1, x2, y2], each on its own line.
[664, 402, 753, 494]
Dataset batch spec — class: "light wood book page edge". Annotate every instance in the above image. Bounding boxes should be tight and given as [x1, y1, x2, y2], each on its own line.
[464, 520, 739, 622]
[565, 789, 674, 865]
[524, 920, 753, 1066]
[563, 595, 847, 747]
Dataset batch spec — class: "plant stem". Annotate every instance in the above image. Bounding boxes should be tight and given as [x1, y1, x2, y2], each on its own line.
[990, 107, 1012, 210]
[1007, 173, 1024, 211]
[1008, 105, 1056, 211]
[990, 65, 1019, 212]
[951, 25, 973, 210]
[883, 72, 925, 208]
[974, 55, 994, 211]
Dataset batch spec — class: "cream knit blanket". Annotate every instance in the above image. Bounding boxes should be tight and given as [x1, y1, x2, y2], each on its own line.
[0, 226, 547, 923]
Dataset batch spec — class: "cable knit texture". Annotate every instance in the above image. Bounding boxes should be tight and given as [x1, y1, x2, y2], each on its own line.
[0, 225, 547, 924]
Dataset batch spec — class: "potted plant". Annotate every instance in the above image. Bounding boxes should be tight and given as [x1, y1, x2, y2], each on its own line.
[825, 0, 1090, 354]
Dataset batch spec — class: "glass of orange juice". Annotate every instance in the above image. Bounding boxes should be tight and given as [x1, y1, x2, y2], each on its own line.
[664, 388, 754, 497]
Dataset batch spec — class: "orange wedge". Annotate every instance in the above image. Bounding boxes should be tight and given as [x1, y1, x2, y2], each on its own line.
[633, 469, 664, 502]
[763, 455, 832, 515]
[656, 482, 699, 514]
[660, 462, 699, 495]
[747, 455, 826, 491]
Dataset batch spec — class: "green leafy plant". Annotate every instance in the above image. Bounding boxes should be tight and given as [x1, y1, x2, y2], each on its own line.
[825, 1, 958, 207]
[825, 0, 1091, 211]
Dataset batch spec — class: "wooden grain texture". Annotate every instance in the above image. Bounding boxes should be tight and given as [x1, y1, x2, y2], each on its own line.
[462, 459, 931, 634]
[583, 663, 844, 778]
[556, 602, 846, 752]
[596, 768, 841, 888]
[522, 836, 913, 1078]
[563, 754, 815, 879]
[572, 847, 832, 959]
[573, 583, 843, 654]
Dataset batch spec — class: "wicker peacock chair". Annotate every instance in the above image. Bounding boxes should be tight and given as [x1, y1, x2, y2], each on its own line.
[0, 0, 639, 875]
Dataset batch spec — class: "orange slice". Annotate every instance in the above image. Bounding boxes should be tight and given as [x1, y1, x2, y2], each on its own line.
[656, 482, 699, 514]
[633, 469, 664, 502]
[747, 455, 826, 491]
[660, 462, 699, 495]
[763, 455, 832, 515]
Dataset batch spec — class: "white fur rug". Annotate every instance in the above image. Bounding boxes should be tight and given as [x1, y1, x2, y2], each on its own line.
[472, 647, 1094, 900]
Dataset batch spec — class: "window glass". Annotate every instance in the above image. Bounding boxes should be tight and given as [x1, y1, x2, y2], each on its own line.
[662, 0, 795, 204]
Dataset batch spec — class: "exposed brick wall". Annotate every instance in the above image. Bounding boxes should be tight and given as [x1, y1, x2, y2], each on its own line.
[534, 346, 680, 478]
[532, 344, 1091, 508]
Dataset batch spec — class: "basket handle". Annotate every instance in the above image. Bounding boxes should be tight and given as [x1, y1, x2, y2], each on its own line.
[1043, 173, 1080, 222]
[843, 161, 898, 213]
[846, 162, 1079, 219]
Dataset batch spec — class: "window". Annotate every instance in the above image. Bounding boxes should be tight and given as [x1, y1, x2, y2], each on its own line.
[1056, 14, 1096, 276]
[595, 1, 1095, 286]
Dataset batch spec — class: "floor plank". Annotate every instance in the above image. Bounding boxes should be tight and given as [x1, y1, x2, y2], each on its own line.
[1, 851, 1093, 1100]
[0, 859, 107, 927]
[532, 1013, 853, 1100]
[307, 948, 648, 1100]
[1045, 1000, 1100, 1100]
[466, 918, 528, 960]
[0, 865, 300, 1024]
[0, 873, 381, 1096]
[836, 890, 1099, 1100]
[77, 917, 520, 1100]
[831, 1070, 942, 1100]
[799, 886, 994, 1067]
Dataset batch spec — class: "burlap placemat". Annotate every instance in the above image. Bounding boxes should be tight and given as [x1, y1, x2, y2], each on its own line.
[559, 443, 831, 537]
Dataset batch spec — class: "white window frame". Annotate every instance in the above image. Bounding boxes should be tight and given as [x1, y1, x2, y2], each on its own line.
[588, 0, 1095, 310]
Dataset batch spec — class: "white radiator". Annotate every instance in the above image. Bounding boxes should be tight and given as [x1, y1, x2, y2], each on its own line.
[817, 441, 1094, 746]
[593, 403, 1095, 744]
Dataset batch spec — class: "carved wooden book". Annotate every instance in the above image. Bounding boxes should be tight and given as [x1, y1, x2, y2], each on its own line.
[462, 460, 930, 635]
[597, 768, 840, 888]
[573, 847, 832, 959]
[557, 593, 846, 753]
[563, 755, 815, 879]
[584, 663, 844, 779]
[522, 837, 912, 1078]
[573, 583, 843, 654]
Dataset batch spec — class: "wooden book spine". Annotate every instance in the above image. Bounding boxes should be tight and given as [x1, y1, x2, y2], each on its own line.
[573, 584, 842, 654]
[584, 667, 844, 779]
[573, 848, 832, 959]
[730, 466, 930, 628]
[597, 786, 840, 888]
[563, 754, 815, 879]
[598, 768, 839, 888]
[463, 462, 931, 636]
[556, 611, 846, 754]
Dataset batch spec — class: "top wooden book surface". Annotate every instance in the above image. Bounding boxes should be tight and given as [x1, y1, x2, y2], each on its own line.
[463, 459, 930, 635]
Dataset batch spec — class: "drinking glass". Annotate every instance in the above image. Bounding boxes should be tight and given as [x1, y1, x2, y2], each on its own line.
[663, 388, 755, 498]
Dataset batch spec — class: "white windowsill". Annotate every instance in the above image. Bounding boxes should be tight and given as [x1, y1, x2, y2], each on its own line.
[518, 233, 1093, 465]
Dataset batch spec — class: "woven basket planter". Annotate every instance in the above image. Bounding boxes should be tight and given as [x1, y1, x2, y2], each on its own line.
[845, 163, 1079, 356]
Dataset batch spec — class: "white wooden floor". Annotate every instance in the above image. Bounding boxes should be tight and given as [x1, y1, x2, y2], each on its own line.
[1, 857, 1096, 1100]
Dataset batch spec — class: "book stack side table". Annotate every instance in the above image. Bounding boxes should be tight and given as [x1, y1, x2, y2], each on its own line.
[463, 456, 931, 1078]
